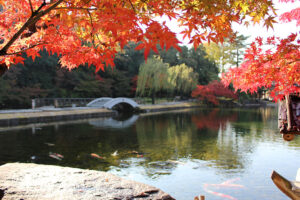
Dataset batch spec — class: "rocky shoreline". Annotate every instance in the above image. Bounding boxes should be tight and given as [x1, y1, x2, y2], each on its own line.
[0, 163, 175, 200]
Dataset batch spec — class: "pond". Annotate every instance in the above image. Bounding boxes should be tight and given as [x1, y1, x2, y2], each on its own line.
[0, 107, 300, 200]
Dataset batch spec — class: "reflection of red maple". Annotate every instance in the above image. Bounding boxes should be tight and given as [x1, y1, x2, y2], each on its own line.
[192, 109, 237, 130]
[191, 80, 237, 105]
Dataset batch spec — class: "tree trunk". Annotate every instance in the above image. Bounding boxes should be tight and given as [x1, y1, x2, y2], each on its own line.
[151, 93, 155, 105]
[0, 63, 8, 77]
[286, 94, 292, 131]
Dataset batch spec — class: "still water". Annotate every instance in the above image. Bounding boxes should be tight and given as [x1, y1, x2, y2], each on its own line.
[0, 107, 300, 200]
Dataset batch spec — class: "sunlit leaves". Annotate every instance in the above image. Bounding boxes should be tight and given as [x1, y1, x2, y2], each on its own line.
[222, 0, 300, 99]
[0, 0, 277, 72]
[222, 35, 300, 100]
[280, 7, 300, 25]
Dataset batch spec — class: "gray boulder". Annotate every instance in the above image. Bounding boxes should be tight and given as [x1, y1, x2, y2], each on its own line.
[0, 163, 174, 200]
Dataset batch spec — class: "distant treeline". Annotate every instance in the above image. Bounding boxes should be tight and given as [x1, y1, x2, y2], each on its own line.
[0, 42, 218, 109]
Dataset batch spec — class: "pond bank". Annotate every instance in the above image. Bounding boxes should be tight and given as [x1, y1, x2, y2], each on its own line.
[0, 102, 201, 127]
[0, 163, 174, 200]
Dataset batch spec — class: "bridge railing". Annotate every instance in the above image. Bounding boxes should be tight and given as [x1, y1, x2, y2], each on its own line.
[32, 98, 95, 108]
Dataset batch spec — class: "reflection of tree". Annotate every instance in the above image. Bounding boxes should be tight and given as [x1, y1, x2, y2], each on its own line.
[191, 109, 238, 130]
[134, 109, 247, 176]
[136, 113, 196, 161]
[1, 107, 290, 178]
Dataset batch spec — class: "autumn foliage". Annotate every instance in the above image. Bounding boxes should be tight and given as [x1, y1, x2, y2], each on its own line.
[191, 80, 237, 105]
[222, 0, 300, 100]
[0, 0, 277, 75]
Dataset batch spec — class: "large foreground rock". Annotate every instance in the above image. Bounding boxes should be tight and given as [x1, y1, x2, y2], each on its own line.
[0, 163, 174, 200]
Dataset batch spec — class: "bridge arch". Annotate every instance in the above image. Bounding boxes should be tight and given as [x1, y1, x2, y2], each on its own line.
[86, 97, 113, 107]
[87, 97, 139, 111]
[103, 98, 139, 110]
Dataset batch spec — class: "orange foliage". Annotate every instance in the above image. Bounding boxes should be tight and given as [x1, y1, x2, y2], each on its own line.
[0, 0, 277, 73]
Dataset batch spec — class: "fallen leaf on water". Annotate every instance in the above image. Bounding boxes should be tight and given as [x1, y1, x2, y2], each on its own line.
[45, 143, 55, 146]
[194, 195, 205, 200]
[55, 153, 64, 158]
[91, 153, 105, 159]
[167, 160, 185, 165]
[130, 150, 146, 155]
[111, 150, 118, 156]
[49, 153, 62, 161]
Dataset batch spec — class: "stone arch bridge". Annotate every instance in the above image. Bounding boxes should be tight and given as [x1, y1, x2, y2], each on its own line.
[87, 97, 139, 111]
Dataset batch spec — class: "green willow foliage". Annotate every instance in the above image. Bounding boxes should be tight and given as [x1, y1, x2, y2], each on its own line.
[136, 57, 171, 97]
[168, 64, 198, 95]
[136, 58, 199, 103]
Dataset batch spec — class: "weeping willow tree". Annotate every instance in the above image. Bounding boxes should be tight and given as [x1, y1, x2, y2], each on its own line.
[136, 57, 172, 104]
[168, 64, 198, 98]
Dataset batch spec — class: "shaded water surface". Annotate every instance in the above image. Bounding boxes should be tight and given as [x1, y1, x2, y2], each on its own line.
[0, 108, 300, 200]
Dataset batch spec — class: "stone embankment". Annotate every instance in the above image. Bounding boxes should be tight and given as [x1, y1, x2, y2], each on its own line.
[0, 163, 174, 200]
[0, 102, 201, 127]
[0, 107, 117, 127]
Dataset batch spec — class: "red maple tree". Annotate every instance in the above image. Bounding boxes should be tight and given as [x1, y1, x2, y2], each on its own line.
[0, 0, 278, 76]
[191, 80, 237, 105]
[222, 0, 300, 100]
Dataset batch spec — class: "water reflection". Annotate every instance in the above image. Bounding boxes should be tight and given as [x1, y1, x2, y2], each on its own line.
[89, 114, 139, 129]
[0, 107, 300, 199]
[0, 108, 286, 172]
[191, 109, 237, 130]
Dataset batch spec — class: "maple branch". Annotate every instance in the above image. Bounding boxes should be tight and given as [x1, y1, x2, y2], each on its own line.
[287, 59, 300, 65]
[86, 10, 96, 49]
[5, 43, 47, 55]
[34, 0, 47, 15]
[128, 0, 136, 13]
[28, 0, 34, 14]
[0, 0, 63, 56]
[95, 34, 107, 48]
[53, 7, 97, 11]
